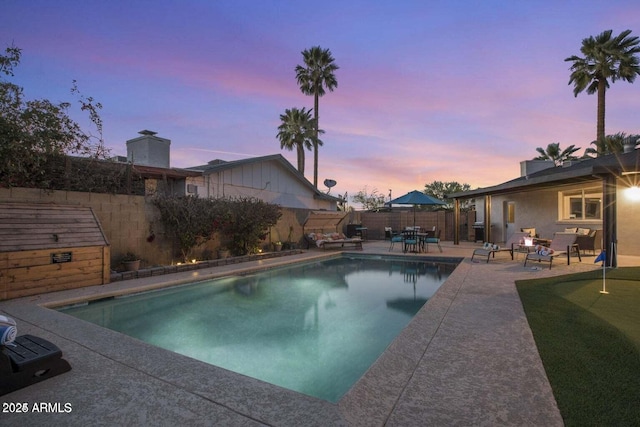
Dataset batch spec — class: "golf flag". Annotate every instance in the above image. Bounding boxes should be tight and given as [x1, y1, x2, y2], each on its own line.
[594, 250, 606, 264]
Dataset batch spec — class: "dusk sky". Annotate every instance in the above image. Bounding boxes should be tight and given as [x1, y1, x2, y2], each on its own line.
[4, 1, 640, 205]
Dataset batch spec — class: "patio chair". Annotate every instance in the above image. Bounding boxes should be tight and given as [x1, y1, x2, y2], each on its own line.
[402, 229, 419, 253]
[471, 232, 529, 263]
[575, 229, 602, 255]
[423, 229, 443, 253]
[524, 232, 582, 269]
[389, 232, 404, 251]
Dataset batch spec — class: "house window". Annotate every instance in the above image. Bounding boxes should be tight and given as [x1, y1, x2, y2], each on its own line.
[559, 188, 602, 220]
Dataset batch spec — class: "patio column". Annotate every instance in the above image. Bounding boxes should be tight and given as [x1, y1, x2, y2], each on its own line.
[602, 174, 617, 267]
[453, 198, 460, 245]
[484, 195, 492, 243]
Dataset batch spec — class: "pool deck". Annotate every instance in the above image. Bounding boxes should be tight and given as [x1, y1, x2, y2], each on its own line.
[0, 240, 625, 426]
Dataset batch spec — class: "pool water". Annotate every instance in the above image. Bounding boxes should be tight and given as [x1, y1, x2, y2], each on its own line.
[60, 255, 455, 402]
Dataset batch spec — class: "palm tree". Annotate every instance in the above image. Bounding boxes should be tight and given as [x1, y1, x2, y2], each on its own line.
[295, 46, 339, 187]
[277, 107, 322, 175]
[534, 142, 581, 166]
[584, 132, 640, 157]
[565, 29, 640, 153]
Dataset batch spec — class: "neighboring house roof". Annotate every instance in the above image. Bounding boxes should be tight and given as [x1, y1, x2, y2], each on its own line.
[187, 154, 341, 202]
[448, 150, 640, 199]
[130, 164, 201, 180]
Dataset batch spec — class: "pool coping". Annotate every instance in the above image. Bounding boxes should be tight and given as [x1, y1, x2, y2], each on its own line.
[0, 242, 597, 425]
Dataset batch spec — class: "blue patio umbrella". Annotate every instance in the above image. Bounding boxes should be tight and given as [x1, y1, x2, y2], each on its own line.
[387, 190, 446, 226]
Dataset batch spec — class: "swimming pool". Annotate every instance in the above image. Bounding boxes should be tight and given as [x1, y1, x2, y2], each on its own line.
[60, 254, 456, 402]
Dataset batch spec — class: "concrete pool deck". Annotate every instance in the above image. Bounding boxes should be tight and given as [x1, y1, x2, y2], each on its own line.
[0, 240, 609, 426]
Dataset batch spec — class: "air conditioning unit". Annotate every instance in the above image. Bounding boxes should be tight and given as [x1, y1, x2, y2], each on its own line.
[187, 184, 198, 194]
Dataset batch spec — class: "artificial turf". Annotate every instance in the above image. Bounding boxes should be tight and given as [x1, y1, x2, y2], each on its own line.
[516, 267, 640, 427]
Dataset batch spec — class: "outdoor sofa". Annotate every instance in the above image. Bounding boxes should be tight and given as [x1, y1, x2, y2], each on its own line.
[305, 232, 363, 250]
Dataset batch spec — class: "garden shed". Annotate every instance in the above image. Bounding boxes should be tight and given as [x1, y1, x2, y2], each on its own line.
[0, 203, 110, 300]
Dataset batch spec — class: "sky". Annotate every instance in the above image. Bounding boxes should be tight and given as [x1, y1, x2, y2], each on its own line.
[3, 0, 640, 206]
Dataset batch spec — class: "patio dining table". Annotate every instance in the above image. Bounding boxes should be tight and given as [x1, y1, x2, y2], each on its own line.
[402, 231, 436, 253]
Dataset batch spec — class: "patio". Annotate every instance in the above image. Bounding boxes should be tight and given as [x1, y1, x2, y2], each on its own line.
[0, 240, 609, 425]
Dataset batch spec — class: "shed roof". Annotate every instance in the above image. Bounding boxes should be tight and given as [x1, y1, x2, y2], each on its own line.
[0, 203, 109, 252]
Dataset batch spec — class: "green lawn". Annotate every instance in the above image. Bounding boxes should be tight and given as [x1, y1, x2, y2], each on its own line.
[516, 267, 640, 427]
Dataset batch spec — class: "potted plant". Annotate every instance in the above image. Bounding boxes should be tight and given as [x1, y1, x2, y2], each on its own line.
[285, 226, 297, 250]
[121, 252, 141, 271]
[273, 241, 283, 252]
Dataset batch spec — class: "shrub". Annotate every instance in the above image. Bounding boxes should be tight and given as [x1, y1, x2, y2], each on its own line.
[153, 195, 281, 260]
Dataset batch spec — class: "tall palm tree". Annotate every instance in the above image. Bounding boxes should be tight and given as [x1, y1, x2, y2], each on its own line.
[534, 142, 580, 166]
[295, 46, 339, 187]
[277, 107, 322, 175]
[565, 29, 640, 153]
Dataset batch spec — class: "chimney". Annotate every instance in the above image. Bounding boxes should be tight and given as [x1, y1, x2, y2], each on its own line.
[126, 130, 171, 168]
[520, 160, 555, 177]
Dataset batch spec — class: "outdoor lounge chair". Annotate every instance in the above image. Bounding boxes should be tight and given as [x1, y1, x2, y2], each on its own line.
[1, 334, 72, 396]
[524, 232, 581, 269]
[471, 232, 529, 263]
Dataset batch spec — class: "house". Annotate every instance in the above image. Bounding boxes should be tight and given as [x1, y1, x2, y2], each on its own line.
[448, 148, 640, 267]
[185, 155, 340, 210]
[126, 130, 340, 210]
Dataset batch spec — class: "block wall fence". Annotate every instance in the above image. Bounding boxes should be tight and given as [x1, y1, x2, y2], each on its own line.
[0, 187, 475, 270]
[0, 188, 349, 268]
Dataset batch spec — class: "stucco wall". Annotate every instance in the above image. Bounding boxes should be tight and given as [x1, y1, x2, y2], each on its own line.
[475, 182, 607, 244]
[617, 180, 640, 255]
[475, 181, 640, 260]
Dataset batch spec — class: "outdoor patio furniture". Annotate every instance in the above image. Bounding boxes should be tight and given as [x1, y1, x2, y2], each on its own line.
[302, 211, 363, 250]
[1, 334, 72, 396]
[402, 229, 419, 253]
[524, 232, 581, 269]
[306, 232, 363, 250]
[389, 231, 404, 251]
[423, 230, 443, 253]
[575, 229, 602, 255]
[471, 231, 529, 263]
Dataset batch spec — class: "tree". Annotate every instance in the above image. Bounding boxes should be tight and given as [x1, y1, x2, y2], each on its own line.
[584, 132, 640, 157]
[1, 44, 108, 188]
[276, 107, 322, 174]
[534, 142, 580, 166]
[295, 46, 339, 187]
[565, 29, 640, 153]
[352, 187, 386, 211]
[424, 181, 471, 211]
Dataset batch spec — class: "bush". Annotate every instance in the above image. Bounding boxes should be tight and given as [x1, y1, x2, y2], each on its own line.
[153, 195, 281, 260]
